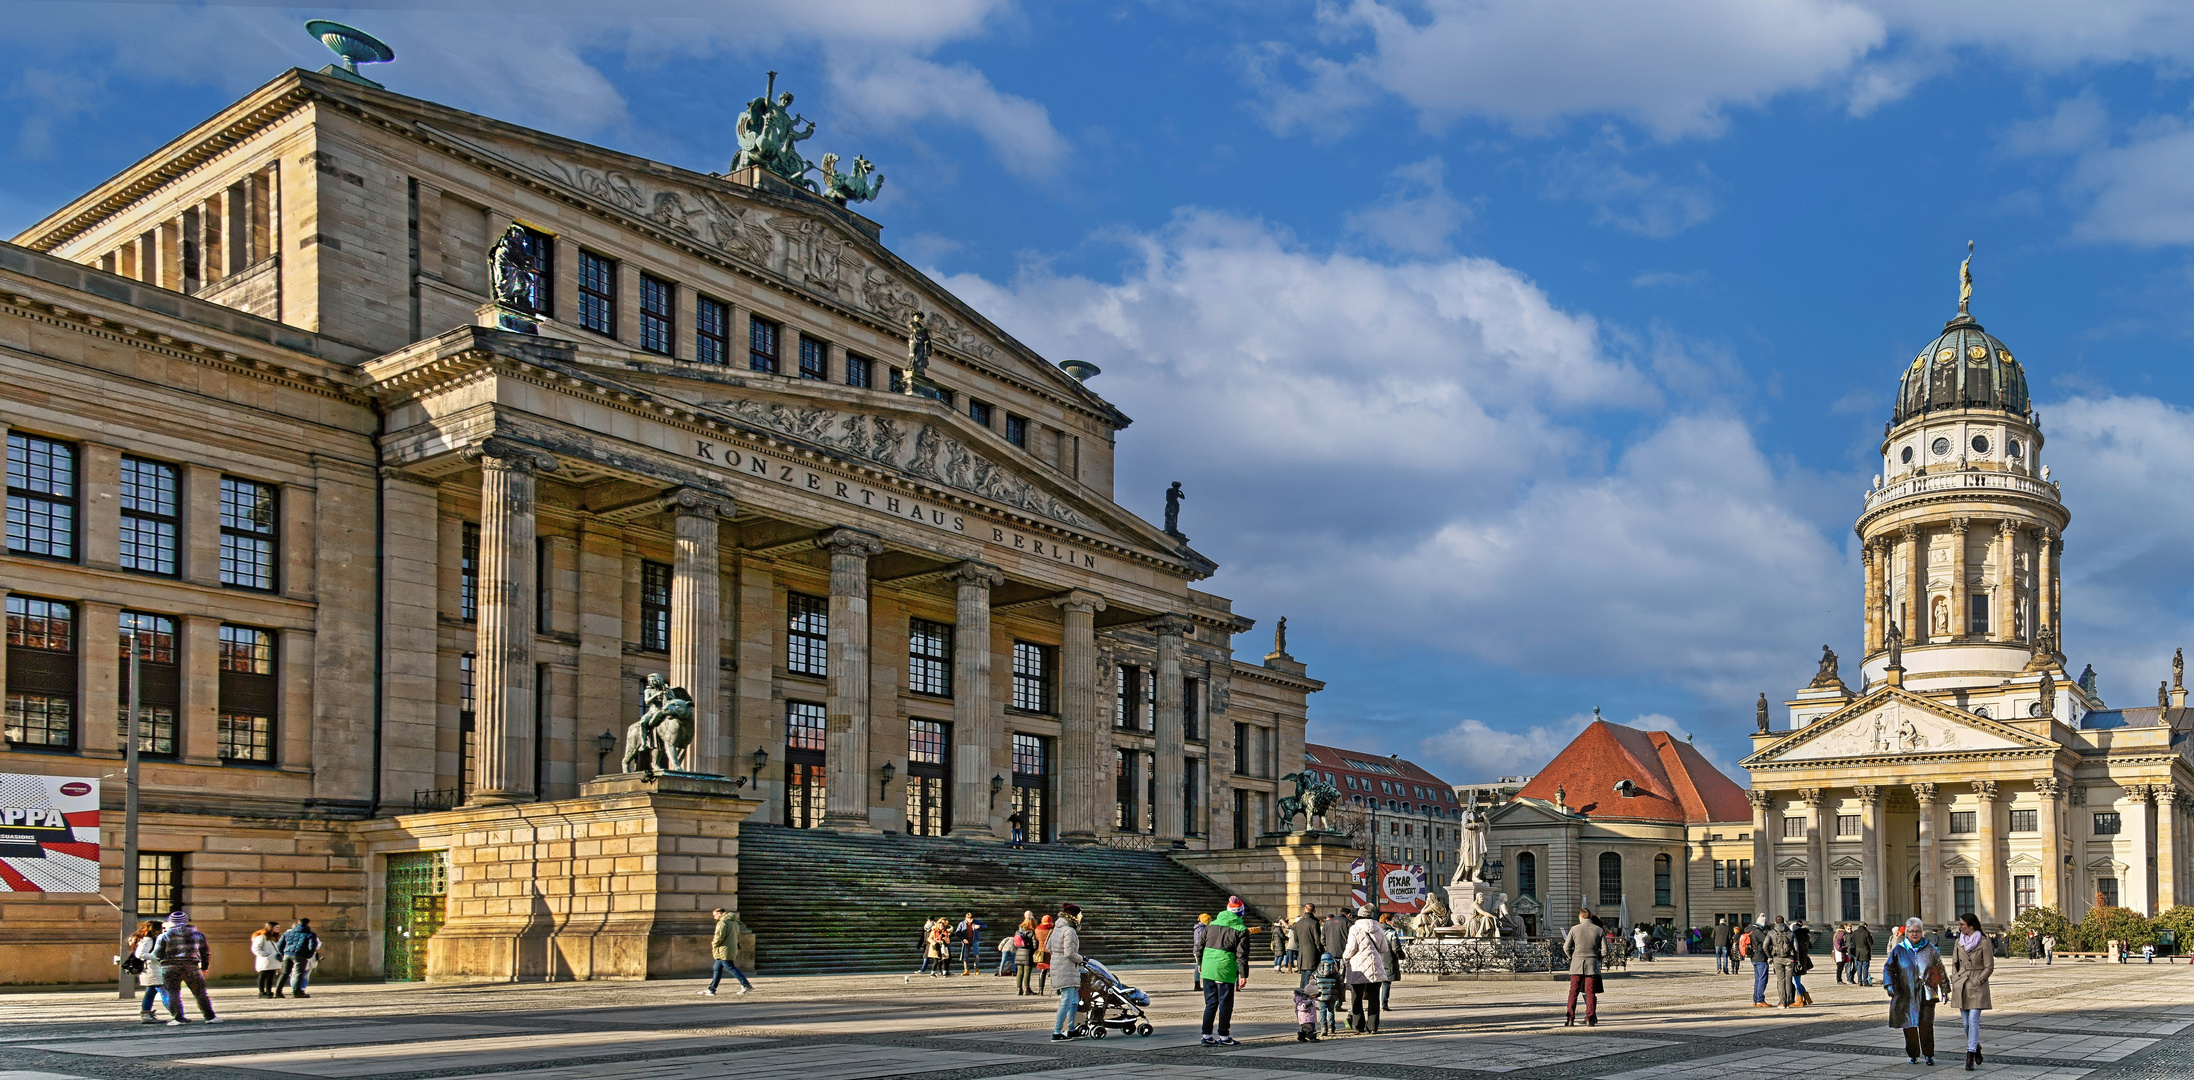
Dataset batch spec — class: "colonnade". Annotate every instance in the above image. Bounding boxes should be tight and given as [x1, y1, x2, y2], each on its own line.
[1861, 519, 2059, 654]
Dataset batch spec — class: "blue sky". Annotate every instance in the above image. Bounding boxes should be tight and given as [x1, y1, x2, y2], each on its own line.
[9, 1, 2194, 783]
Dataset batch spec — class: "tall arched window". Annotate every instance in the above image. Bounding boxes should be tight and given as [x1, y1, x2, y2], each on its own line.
[1598, 851, 1623, 905]
[1518, 851, 1538, 898]
[1654, 853, 1673, 906]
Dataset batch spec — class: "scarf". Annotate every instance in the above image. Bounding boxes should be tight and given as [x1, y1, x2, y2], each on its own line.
[1958, 931, 1982, 952]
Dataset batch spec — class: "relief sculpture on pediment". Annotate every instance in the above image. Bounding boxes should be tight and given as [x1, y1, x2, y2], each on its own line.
[1772, 701, 2026, 763]
[545, 160, 644, 212]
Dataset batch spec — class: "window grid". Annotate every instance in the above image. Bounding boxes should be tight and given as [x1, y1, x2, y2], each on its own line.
[640, 561, 672, 653]
[459, 522, 480, 622]
[786, 700, 827, 752]
[7, 433, 78, 560]
[136, 853, 180, 917]
[2094, 812, 2122, 835]
[5, 595, 76, 750]
[577, 251, 616, 335]
[218, 625, 274, 674]
[845, 353, 873, 389]
[1183, 677, 1201, 740]
[909, 719, 947, 765]
[1836, 814, 1860, 837]
[217, 477, 277, 590]
[1949, 810, 1976, 834]
[696, 298, 731, 364]
[1654, 853, 1672, 906]
[2100, 877, 2120, 906]
[1953, 875, 1976, 916]
[1518, 851, 1537, 897]
[5, 694, 73, 749]
[2010, 809, 2038, 832]
[749, 317, 780, 373]
[117, 612, 179, 756]
[1005, 415, 1028, 448]
[7, 596, 72, 651]
[1782, 816, 1806, 839]
[1013, 732, 1048, 776]
[1012, 641, 1054, 713]
[907, 618, 953, 697]
[969, 400, 993, 427]
[639, 274, 674, 355]
[1598, 851, 1622, 906]
[2014, 875, 2037, 916]
[798, 335, 828, 380]
[118, 456, 179, 576]
[218, 712, 273, 762]
[786, 593, 828, 676]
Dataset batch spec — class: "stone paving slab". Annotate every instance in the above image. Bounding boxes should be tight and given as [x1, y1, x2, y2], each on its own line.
[1227, 1032, 1677, 1072]
[179, 1030, 769, 1076]
[1599, 1047, 2095, 1080]
[18, 1021, 531, 1058]
[0, 1072, 92, 1080]
[930, 1020, 1297, 1049]
[1013, 1066, 1364, 1079]
[1808, 1026, 2156, 1063]
[460, 1041, 1035, 1080]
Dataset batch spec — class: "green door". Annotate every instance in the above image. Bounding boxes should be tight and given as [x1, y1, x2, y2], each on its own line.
[383, 851, 448, 981]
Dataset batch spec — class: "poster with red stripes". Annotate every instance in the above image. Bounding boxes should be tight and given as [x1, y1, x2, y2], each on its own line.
[1349, 859, 1431, 913]
[0, 774, 100, 893]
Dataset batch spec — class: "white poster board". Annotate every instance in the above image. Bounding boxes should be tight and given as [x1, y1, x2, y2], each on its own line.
[0, 774, 101, 893]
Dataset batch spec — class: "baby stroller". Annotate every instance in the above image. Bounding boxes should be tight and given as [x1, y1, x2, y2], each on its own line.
[1075, 958, 1155, 1038]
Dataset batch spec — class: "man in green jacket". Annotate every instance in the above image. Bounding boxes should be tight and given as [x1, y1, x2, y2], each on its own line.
[1198, 896, 1251, 1046]
[700, 907, 752, 996]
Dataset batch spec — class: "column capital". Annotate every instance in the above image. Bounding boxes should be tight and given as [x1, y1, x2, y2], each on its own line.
[815, 528, 885, 559]
[1853, 784, 1880, 804]
[1900, 524, 1922, 543]
[2068, 784, 2088, 807]
[2125, 783, 2155, 803]
[1952, 516, 1971, 536]
[1861, 543, 1878, 565]
[466, 436, 558, 473]
[2035, 776, 2063, 799]
[1745, 788, 1775, 812]
[1972, 779, 1999, 802]
[1798, 787, 1824, 806]
[2034, 525, 2056, 544]
[1912, 782, 1939, 805]
[661, 487, 736, 519]
[1998, 519, 2018, 540]
[1145, 615, 1197, 639]
[1051, 589, 1108, 616]
[2152, 784, 2178, 807]
[945, 560, 1005, 590]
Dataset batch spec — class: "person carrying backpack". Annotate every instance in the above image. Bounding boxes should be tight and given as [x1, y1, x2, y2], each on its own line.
[1012, 917, 1038, 995]
[154, 911, 220, 1024]
[277, 918, 320, 998]
[1743, 915, 1771, 1006]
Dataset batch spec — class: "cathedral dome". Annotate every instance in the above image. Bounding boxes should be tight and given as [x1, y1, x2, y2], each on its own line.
[1893, 313, 2030, 424]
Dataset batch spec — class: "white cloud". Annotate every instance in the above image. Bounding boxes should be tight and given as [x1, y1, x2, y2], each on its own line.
[1342, 156, 1472, 256]
[825, 54, 1068, 177]
[1545, 141, 1718, 238]
[1631, 270, 1709, 289]
[1421, 715, 1590, 782]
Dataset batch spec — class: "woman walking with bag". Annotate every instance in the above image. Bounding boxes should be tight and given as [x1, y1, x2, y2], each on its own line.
[251, 922, 282, 997]
[1948, 912, 1995, 1070]
[1013, 916, 1038, 995]
[1885, 917, 1949, 1066]
[125, 920, 178, 1024]
[1340, 903, 1391, 1034]
[1033, 914, 1055, 994]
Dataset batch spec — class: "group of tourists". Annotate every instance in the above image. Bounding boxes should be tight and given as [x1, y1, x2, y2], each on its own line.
[1273, 901, 1403, 1042]
[123, 912, 320, 1025]
[909, 913, 986, 977]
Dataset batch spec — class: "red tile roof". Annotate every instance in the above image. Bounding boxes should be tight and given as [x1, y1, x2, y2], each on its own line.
[1303, 742, 1454, 791]
[1513, 720, 1750, 824]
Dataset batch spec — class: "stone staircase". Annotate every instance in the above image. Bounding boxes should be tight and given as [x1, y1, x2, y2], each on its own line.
[735, 825, 1275, 976]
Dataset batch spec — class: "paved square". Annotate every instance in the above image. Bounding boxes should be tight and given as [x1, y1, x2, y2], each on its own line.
[179, 1031, 769, 1076]
[1229, 1032, 1678, 1071]
[462, 1042, 1035, 1080]
[1808, 1026, 2156, 1063]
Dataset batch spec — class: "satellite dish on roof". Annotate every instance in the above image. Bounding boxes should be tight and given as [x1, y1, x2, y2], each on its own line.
[306, 20, 394, 86]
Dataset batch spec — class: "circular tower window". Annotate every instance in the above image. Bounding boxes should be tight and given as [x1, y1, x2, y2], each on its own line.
[1900, 446, 1914, 464]
[1931, 437, 1951, 457]
[1971, 435, 1991, 455]
[2007, 439, 2023, 458]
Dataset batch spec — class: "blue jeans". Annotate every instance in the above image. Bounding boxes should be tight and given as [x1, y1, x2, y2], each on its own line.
[1791, 970, 1808, 998]
[1752, 960, 1769, 1003]
[1962, 1008, 1982, 1051]
[963, 941, 979, 971]
[1201, 979, 1237, 1036]
[707, 959, 751, 992]
[140, 983, 179, 1017]
[1715, 945, 1731, 973]
[279, 957, 310, 994]
[1054, 985, 1081, 1033]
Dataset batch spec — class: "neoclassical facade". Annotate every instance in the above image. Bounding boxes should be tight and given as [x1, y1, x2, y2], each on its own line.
[1742, 279, 2192, 932]
[0, 67, 1314, 981]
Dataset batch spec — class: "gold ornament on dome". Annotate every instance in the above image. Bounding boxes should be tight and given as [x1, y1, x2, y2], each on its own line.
[1968, 345, 1988, 360]
[2000, 351, 2013, 364]
[1937, 348, 1955, 363]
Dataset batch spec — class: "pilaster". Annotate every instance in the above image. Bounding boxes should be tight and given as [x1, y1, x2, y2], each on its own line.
[1151, 616, 1194, 842]
[2153, 785, 2177, 912]
[1914, 782, 1939, 925]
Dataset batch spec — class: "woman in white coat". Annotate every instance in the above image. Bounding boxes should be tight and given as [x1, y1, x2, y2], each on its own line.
[1340, 903, 1392, 1034]
[251, 921, 283, 997]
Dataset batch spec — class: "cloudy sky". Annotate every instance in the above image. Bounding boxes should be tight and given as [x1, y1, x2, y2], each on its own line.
[8, 0, 2194, 783]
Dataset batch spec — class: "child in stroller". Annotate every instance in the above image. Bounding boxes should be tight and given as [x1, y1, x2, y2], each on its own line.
[1074, 958, 1155, 1038]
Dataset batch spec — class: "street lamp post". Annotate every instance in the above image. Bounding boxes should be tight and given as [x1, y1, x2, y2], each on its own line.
[116, 628, 141, 1000]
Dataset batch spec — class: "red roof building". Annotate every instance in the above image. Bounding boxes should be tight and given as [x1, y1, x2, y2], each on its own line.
[1302, 742, 1463, 875]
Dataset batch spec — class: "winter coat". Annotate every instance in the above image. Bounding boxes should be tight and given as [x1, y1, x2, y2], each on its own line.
[1034, 923, 1054, 967]
[133, 935, 163, 988]
[1884, 938, 1947, 1030]
[277, 925, 319, 960]
[1848, 923, 1875, 961]
[1947, 935, 1994, 1010]
[1199, 910, 1250, 982]
[1013, 923, 1037, 963]
[252, 932, 282, 972]
[1291, 913, 1322, 959]
[1048, 919, 1084, 970]
[1792, 925, 1814, 974]
[1313, 955, 1344, 1004]
[1341, 917, 1392, 984]
[1711, 922, 1734, 949]
[711, 912, 745, 962]
[154, 925, 209, 969]
[1564, 919, 1603, 976]
[1321, 914, 1351, 962]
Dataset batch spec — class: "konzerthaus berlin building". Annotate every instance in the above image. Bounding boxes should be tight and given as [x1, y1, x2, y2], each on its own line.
[0, 64, 1317, 982]
[1741, 277, 2192, 932]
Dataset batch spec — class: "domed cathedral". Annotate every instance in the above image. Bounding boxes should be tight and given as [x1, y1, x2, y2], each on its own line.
[1742, 249, 2192, 935]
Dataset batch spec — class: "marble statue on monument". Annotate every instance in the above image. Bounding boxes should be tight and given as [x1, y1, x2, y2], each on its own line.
[1453, 798, 1489, 884]
[901, 311, 932, 394]
[622, 673, 697, 776]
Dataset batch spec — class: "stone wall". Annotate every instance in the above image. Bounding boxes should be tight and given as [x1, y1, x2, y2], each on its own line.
[1173, 832, 1358, 921]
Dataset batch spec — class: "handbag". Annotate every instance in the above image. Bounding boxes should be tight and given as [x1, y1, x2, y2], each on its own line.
[120, 953, 146, 975]
[1591, 973, 1605, 994]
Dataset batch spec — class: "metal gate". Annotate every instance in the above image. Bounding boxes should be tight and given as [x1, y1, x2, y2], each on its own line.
[383, 851, 448, 981]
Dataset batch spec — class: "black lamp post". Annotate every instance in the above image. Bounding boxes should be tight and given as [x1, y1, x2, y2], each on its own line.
[595, 730, 617, 775]
[750, 747, 769, 789]
[880, 760, 896, 801]
[989, 773, 1005, 810]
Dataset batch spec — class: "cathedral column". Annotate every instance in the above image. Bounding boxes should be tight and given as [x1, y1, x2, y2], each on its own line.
[1747, 789, 1774, 919]
[2125, 785, 2154, 915]
[1914, 783, 1939, 925]
[668, 490, 733, 776]
[1151, 616, 1194, 841]
[1052, 590, 1107, 841]
[1995, 521, 2018, 642]
[2035, 528, 2055, 641]
[948, 562, 1005, 837]
[2068, 785, 2090, 920]
[1800, 788, 1827, 923]
[817, 529, 884, 829]
[1855, 785, 1882, 928]
[1861, 542, 1879, 656]
[2036, 778, 2063, 917]
[1974, 780, 2000, 927]
[1950, 518, 1971, 640]
[2153, 785, 2177, 911]
[467, 438, 555, 805]
[1900, 525, 1923, 643]
[2050, 534, 2064, 637]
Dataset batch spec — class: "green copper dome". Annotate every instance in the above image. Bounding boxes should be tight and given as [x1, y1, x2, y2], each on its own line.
[1893, 313, 2030, 424]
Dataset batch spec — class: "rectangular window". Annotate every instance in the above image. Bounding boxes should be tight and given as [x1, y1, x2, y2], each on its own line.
[136, 852, 181, 917]
[639, 273, 673, 355]
[1739, 859, 1752, 888]
[906, 720, 950, 836]
[909, 719, 947, 765]
[2094, 811, 2122, 836]
[1835, 814, 1860, 837]
[217, 476, 278, 591]
[1013, 733, 1050, 844]
[577, 250, 616, 335]
[2014, 875, 2036, 916]
[2010, 809, 2038, 833]
[1841, 877, 1862, 922]
[459, 522, 480, 621]
[786, 593, 828, 677]
[458, 653, 476, 797]
[785, 700, 826, 752]
[1714, 861, 1726, 889]
[7, 433, 78, 560]
[1968, 594, 1990, 636]
[1115, 665, 1140, 729]
[968, 400, 993, 427]
[536, 538, 552, 634]
[845, 353, 874, 389]
[1950, 811, 1976, 834]
[749, 316, 780, 373]
[1116, 748, 1139, 831]
[695, 297, 731, 364]
[1953, 875, 1976, 916]
[1183, 677, 1201, 741]
[1233, 721, 1249, 775]
[639, 561, 672, 653]
[216, 624, 276, 763]
[5, 595, 77, 749]
[116, 612, 179, 756]
[118, 456, 179, 576]
[798, 335, 828, 380]
[907, 618, 953, 697]
[785, 699, 827, 830]
[1005, 414, 1028, 448]
[2099, 877, 2120, 907]
[1012, 641, 1054, 713]
[1786, 878, 1807, 922]
[1783, 816, 1806, 839]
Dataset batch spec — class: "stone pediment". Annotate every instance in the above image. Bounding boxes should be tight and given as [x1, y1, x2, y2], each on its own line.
[2006, 853, 2040, 867]
[1831, 856, 1865, 870]
[1745, 688, 2051, 766]
[1487, 799, 1575, 827]
[1776, 856, 1808, 871]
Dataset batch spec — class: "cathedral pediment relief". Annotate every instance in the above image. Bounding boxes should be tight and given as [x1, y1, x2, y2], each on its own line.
[1746, 689, 2049, 766]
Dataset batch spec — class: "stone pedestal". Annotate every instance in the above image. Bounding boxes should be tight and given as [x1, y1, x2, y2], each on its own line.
[367, 772, 759, 982]
[1172, 831, 1359, 918]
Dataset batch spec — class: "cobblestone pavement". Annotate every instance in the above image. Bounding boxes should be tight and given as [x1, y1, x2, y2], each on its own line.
[3, 956, 2191, 1080]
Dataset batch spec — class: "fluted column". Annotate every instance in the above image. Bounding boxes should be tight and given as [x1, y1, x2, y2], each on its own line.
[1995, 522, 2017, 642]
[2068, 785, 2090, 920]
[1862, 542, 1881, 657]
[817, 529, 884, 829]
[1950, 518, 1970, 640]
[1747, 789, 1774, 919]
[1151, 616, 1195, 841]
[2154, 786, 2177, 911]
[668, 490, 733, 776]
[2049, 534, 2064, 639]
[2125, 785, 2154, 914]
[1855, 785, 1882, 927]
[1901, 525, 1923, 644]
[1052, 590, 1106, 840]
[948, 562, 1005, 836]
[1974, 780, 2000, 927]
[2035, 528, 2055, 642]
[1801, 787, 1826, 923]
[468, 438, 555, 805]
[2036, 777, 2063, 916]
[1914, 783, 1939, 925]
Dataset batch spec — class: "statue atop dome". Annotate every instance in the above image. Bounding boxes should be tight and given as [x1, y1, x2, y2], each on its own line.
[1958, 240, 1974, 317]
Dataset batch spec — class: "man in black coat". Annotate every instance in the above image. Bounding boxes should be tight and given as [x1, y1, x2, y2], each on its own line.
[1711, 917, 1735, 974]
[1846, 921, 1875, 985]
[1321, 910, 1352, 972]
[1290, 904, 1323, 988]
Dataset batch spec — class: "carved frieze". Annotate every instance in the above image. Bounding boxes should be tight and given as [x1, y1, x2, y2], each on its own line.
[1761, 696, 2032, 763]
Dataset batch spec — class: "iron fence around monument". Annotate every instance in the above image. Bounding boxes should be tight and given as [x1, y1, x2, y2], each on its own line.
[1400, 936, 1631, 976]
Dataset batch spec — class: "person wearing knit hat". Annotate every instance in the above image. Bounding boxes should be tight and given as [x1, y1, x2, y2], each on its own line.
[1049, 905, 1086, 1041]
[1191, 914, 1213, 990]
[1197, 895, 1250, 1045]
[153, 911, 219, 1025]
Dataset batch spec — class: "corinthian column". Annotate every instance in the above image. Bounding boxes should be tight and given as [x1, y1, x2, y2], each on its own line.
[1950, 518, 1971, 640]
[1973, 780, 2000, 927]
[2036, 777, 2063, 915]
[1901, 525, 1924, 644]
[817, 528, 884, 829]
[1747, 789, 1774, 920]
[1051, 590, 1106, 841]
[668, 490, 733, 776]
[1995, 522, 2017, 642]
[1855, 785, 1882, 926]
[1800, 788, 1826, 922]
[1862, 542, 1882, 657]
[2155, 786, 2178, 912]
[948, 561, 1005, 836]
[1151, 616, 1196, 841]
[468, 438, 555, 805]
[1914, 783, 1940, 925]
[2035, 528, 2055, 641]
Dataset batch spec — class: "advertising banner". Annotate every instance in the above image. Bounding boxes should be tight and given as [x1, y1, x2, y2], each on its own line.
[0, 774, 101, 893]
[1349, 859, 1430, 913]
